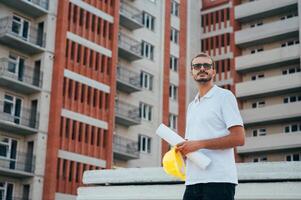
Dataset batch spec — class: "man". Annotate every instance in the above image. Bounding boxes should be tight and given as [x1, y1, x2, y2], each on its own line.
[176, 53, 245, 200]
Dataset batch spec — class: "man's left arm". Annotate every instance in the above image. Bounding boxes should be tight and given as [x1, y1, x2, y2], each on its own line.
[176, 125, 245, 156]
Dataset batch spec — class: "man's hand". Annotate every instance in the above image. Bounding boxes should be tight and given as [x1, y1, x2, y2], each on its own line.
[176, 140, 204, 156]
[176, 125, 245, 156]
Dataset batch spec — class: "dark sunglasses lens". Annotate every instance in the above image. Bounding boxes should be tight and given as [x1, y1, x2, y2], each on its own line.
[203, 63, 212, 69]
[193, 64, 202, 70]
[192, 63, 212, 70]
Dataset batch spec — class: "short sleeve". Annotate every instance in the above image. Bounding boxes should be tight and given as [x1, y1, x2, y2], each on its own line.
[221, 91, 244, 129]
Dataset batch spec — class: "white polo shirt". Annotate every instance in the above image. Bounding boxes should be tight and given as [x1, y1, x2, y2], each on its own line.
[185, 85, 243, 185]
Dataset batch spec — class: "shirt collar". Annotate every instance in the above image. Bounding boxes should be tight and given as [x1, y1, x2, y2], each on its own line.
[194, 85, 218, 102]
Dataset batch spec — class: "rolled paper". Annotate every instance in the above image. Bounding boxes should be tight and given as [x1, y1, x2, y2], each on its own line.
[156, 123, 211, 170]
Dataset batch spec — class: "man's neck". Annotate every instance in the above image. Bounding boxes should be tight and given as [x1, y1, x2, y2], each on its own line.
[198, 82, 214, 97]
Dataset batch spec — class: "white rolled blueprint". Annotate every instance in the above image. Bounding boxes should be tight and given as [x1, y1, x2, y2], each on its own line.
[156, 123, 211, 170]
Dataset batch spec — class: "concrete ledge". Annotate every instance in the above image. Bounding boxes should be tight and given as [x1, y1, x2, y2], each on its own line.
[83, 162, 301, 185]
[78, 162, 301, 200]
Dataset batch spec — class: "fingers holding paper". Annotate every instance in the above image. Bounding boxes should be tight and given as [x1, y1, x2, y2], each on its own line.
[176, 140, 204, 156]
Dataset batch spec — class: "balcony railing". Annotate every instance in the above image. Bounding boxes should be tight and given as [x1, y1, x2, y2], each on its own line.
[0, 16, 46, 54]
[116, 66, 141, 93]
[0, 100, 39, 131]
[118, 33, 142, 61]
[236, 73, 301, 99]
[115, 100, 141, 126]
[235, 45, 300, 73]
[235, 17, 299, 47]
[235, 0, 298, 22]
[113, 134, 139, 160]
[0, 151, 35, 174]
[119, 0, 143, 30]
[26, 0, 49, 10]
[237, 132, 301, 154]
[240, 101, 301, 126]
[0, 58, 43, 93]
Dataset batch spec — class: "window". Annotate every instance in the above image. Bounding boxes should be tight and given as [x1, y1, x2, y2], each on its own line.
[3, 94, 22, 124]
[252, 128, 266, 137]
[170, 56, 178, 72]
[170, 28, 179, 44]
[0, 137, 10, 158]
[140, 71, 153, 90]
[0, 137, 17, 169]
[169, 114, 177, 130]
[11, 15, 30, 40]
[283, 95, 301, 104]
[282, 66, 301, 75]
[284, 123, 301, 133]
[8, 53, 25, 77]
[281, 39, 299, 47]
[251, 74, 264, 81]
[280, 12, 298, 20]
[142, 12, 155, 31]
[139, 102, 152, 121]
[171, 1, 179, 17]
[250, 47, 264, 54]
[250, 21, 263, 28]
[141, 41, 154, 60]
[169, 84, 178, 100]
[286, 153, 300, 161]
[138, 135, 151, 153]
[0, 182, 14, 200]
[253, 156, 267, 162]
[251, 100, 265, 109]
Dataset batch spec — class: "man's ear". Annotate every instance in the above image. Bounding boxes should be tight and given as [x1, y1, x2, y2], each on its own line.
[212, 68, 216, 77]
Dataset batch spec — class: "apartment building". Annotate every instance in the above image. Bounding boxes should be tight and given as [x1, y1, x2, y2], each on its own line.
[113, 0, 199, 168]
[200, 0, 239, 92]
[43, 0, 119, 199]
[200, 0, 244, 161]
[234, 0, 301, 163]
[0, 0, 56, 199]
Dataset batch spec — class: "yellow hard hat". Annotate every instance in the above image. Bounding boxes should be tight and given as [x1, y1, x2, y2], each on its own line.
[162, 147, 186, 181]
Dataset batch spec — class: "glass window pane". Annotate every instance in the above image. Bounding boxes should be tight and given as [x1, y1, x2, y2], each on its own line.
[0, 144, 8, 157]
[292, 124, 298, 132]
[293, 154, 300, 161]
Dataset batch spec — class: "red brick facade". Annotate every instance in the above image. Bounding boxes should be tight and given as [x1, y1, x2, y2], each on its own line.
[162, 0, 188, 157]
[43, 0, 119, 198]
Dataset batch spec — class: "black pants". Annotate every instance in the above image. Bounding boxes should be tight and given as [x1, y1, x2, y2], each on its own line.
[183, 182, 236, 200]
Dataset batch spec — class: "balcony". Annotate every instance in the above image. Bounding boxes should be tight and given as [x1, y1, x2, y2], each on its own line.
[236, 73, 301, 99]
[0, 100, 39, 135]
[235, 17, 299, 48]
[120, 1, 143, 30]
[0, 151, 35, 178]
[113, 134, 140, 160]
[0, 16, 46, 55]
[115, 100, 141, 126]
[0, 58, 43, 94]
[235, 45, 300, 73]
[240, 102, 301, 127]
[116, 66, 141, 93]
[238, 132, 301, 154]
[235, 0, 298, 22]
[118, 33, 142, 61]
[0, 0, 48, 17]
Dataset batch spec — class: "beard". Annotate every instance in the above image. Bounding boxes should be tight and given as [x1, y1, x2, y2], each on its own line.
[194, 72, 212, 83]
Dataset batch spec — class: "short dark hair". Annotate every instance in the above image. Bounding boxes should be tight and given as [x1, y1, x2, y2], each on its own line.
[190, 52, 215, 69]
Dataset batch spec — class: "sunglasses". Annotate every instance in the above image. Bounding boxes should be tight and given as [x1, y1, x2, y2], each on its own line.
[191, 63, 213, 70]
